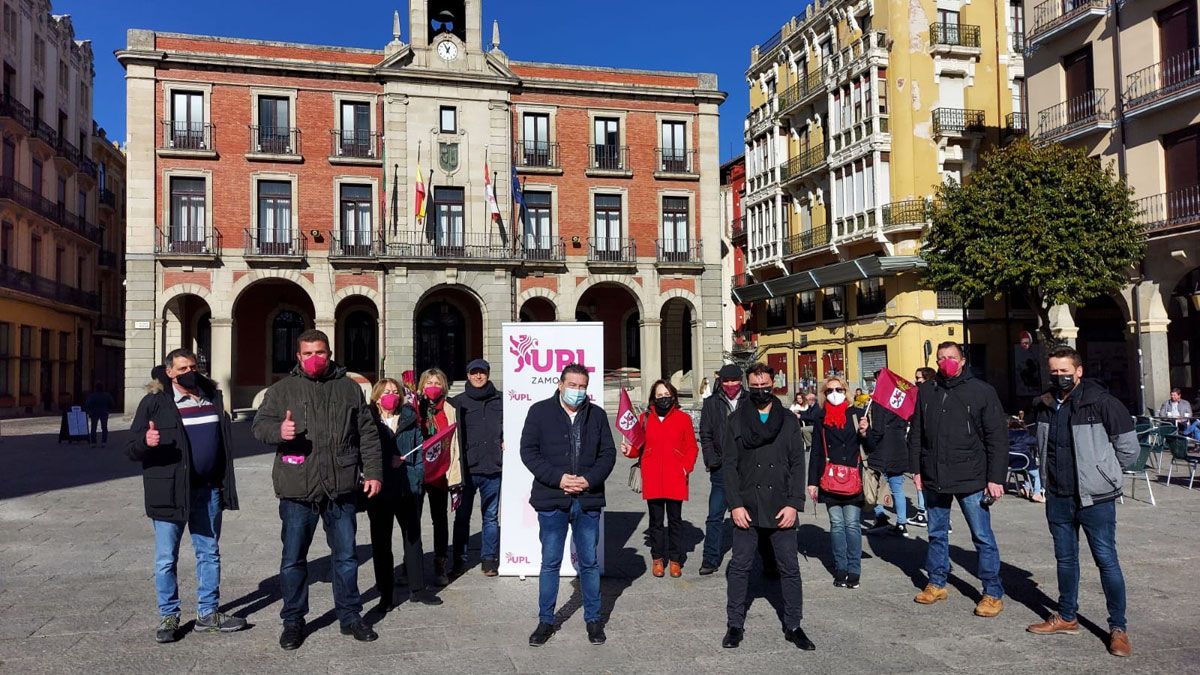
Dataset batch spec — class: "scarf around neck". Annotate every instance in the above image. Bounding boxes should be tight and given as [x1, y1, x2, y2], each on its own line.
[824, 400, 849, 428]
[738, 398, 784, 448]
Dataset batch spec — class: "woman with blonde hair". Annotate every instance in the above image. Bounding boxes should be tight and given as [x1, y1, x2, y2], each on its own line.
[367, 378, 441, 609]
[807, 376, 867, 589]
[416, 368, 462, 586]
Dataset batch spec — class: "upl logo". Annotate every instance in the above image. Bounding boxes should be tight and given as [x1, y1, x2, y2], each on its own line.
[509, 334, 597, 374]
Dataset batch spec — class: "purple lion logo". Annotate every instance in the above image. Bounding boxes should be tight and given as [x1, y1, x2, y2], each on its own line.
[509, 334, 538, 373]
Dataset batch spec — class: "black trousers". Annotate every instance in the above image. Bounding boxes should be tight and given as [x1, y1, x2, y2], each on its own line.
[726, 526, 803, 630]
[647, 499, 684, 562]
[425, 483, 449, 559]
[367, 490, 427, 599]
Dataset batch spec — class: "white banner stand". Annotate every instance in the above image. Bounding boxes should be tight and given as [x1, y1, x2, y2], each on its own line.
[498, 322, 605, 578]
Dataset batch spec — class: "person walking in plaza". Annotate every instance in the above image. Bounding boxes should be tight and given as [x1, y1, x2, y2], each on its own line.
[620, 380, 700, 578]
[698, 364, 747, 575]
[367, 378, 442, 610]
[251, 330, 383, 649]
[451, 358, 504, 577]
[416, 368, 463, 587]
[908, 342, 1007, 617]
[806, 376, 866, 589]
[905, 367, 938, 529]
[521, 364, 616, 647]
[721, 363, 813, 651]
[1026, 347, 1138, 657]
[863, 380, 913, 538]
[85, 381, 116, 447]
[127, 349, 245, 643]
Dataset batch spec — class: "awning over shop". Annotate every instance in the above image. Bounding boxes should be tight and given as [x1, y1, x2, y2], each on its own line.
[732, 255, 927, 304]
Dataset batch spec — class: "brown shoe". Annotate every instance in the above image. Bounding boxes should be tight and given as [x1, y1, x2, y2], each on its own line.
[1027, 614, 1079, 635]
[974, 595, 1004, 617]
[914, 584, 948, 605]
[652, 559, 665, 578]
[1108, 629, 1132, 657]
[669, 561, 682, 578]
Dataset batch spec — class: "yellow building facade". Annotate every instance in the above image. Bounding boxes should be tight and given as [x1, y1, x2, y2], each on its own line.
[734, 0, 1028, 400]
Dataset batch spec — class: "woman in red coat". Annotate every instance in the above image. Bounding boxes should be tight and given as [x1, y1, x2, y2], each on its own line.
[620, 380, 699, 578]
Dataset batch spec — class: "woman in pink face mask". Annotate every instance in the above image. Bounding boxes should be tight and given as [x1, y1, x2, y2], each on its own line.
[416, 368, 462, 586]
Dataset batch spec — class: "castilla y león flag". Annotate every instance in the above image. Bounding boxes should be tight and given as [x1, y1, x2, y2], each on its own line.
[616, 388, 645, 450]
[871, 368, 918, 421]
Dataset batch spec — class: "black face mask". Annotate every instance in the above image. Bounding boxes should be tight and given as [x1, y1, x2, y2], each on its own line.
[748, 387, 773, 408]
[175, 371, 199, 391]
[652, 397, 674, 416]
[1049, 374, 1076, 394]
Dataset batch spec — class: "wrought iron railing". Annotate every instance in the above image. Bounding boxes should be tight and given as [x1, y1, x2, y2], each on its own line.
[161, 120, 213, 151]
[731, 273, 748, 289]
[79, 156, 97, 180]
[655, 239, 702, 263]
[99, 188, 116, 209]
[520, 235, 566, 262]
[930, 23, 981, 49]
[56, 138, 81, 167]
[155, 225, 221, 256]
[783, 224, 831, 256]
[1036, 89, 1111, 139]
[244, 229, 304, 258]
[384, 230, 517, 260]
[1006, 112, 1028, 134]
[515, 141, 559, 169]
[330, 231, 380, 258]
[1029, 0, 1108, 41]
[731, 216, 746, 241]
[250, 125, 300, 155]
[882, 199, 931, 228]
[0, 94, 33, 128]
[932, 108, 985, 136]
[782, 143, 826, 182]
[656, 148, 696, 174]
[330, 129, 379, 159]
[589, 144, 628, 172]
[1125, 47, 1200, 110]
[587, 237, 636, 263]
[0, 176, 102, 244]
[1012, 32, 1026, 52]
[0, 263, 98, 310]
[31, 119, 58, 148]
[1136, 186, 1200, 234]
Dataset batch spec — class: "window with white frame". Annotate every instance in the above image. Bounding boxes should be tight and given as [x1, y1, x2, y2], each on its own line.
[170, 90, 206, 149]
[523, 190, 552, 254]
[593, 194, 622, 254]
[661, 196, 689, 259]
[522, 113, 551, 166]
[256, 180, 292, 253]
[338, 101, 373, 157]
[169, 177, 206, 251]
[339, 184, 372, 254]
[661, 121, 687, 172]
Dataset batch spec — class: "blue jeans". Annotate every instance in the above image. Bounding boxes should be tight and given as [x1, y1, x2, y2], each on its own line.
[924, 489, 1004, 599]
[827, 503, 863, 575]
[916, 484, 926, 512]
[702, 469, 729, 566]
[1024, 467, 1044, 496]
[1184, 420, 1200, 441]
[873, 473, 908, 523]
[278, 496, 362, 627]
[153, 486, 223, 617]
[1046, 495, 1127, 630]
[537, 500, 602, 625]
[453, 472, 502, 563]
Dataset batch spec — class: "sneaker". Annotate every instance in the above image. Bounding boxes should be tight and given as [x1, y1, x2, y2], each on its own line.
[155, 614, 181, 644]
[832, 571, 847, 588]
[528, 622, 556, 647]
[279, 621, 305, 650]
[586, 621, 606, 645]
[340, 619, 378, 642]
[914, 584, 948, 605]
[194, 612, 247, 633]
[698, 562, 720, 576]
[865, 514, 889, 531]
[906, 512, 928, 528]
[845, 574, 860, 589]
[974, 595, 1004, 618]
[891, 524, 913, 539]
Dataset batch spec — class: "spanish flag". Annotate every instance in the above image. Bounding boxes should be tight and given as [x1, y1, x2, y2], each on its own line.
[414, 164, 427, 226]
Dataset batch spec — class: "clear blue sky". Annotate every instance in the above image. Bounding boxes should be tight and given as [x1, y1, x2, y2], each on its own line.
[55, 0, 806, 163]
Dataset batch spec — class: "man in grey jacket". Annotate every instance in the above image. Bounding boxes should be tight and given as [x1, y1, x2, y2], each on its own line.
[1026, 346, 1138, 658]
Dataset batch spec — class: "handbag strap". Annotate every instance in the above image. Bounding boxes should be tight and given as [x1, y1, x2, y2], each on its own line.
[822, 424, 860, 469]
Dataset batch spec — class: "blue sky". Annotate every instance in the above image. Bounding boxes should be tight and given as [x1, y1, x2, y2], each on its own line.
[55, 0, 805, 163]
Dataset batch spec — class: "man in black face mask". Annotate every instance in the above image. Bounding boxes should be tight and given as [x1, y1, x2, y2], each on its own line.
[1027, 346, 1139, 658]
[720, 362, 812, 651]
[127, 349, 243, 644]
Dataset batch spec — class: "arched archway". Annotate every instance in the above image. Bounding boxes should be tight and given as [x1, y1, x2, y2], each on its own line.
[519, 296, 557, 322]
[232, 278, 315, 407]
[162, 293, 213, 375]
[415, 287, 483, 383]
[1076, 294, 1135, 409]
[1168, 268, 1200, 403]
[576, 283, 640, 371]
[336, 296, 379, 380]
[660, 297, 698, 394]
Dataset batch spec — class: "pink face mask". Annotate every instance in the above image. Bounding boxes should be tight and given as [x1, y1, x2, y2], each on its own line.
[938, 359, 961, 378]
[301, 353, 329, 377]
[379, 393, 401, 412]
[424, 385, 444, 400]
[721, 383, 742, 399]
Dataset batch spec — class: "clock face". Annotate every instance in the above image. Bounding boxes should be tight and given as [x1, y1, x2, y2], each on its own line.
[436, 40, 459, 61]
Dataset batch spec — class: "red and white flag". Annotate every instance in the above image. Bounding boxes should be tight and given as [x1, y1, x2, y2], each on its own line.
[616, 388, 645, 450]
[870, 368, 918, 421]
[484, 161, 501, 222]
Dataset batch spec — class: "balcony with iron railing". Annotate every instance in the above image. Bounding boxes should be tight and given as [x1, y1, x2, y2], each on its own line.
[731, 272, 749, 290]
[929, 23, 982, 53]
[0, 93, 33, 132]
[827, 31, 889, 83]
[29, 118, 58, 151]
[1011, 32, 1026, 53]
[244, 229, 305, 260]
[587, 237, 637, 264]
[0, 176, 102, 244]
[54, 137, 82, 171]
[159, 120, 215, 156]
[1137, 186, 1200, 238]
[655, 239, 703, 267]
[783, 223, 832, 258]
[329, 231, 382, 259]
[520, 235, 566, 263]
[932, 108, 986, 137]
[1035, 89, 1113, 142]
[248, 126, 301, 160]
[587, 145, 630, 176]
[155, 225, 221, 259]
[0, 263, 99, 311]
[655, 148, 698, 177]
[781, 143, 827, 185]
[1124, 47, 1200, 118]
[1028, 0, 1109, 48]
[98, 188, 117, 210]
[384, 230, 518, 261]
[881, 199, 931, 232]
[515, 141, 560, 172]
[834, 209, 878, 240]
[78, 156, 98, 181]
[731, 216, 746, 242]
[1004, 112, 1029, 140]
[329, 129, 381, 164]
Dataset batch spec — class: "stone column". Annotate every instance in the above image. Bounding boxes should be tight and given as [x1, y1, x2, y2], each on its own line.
[1047, 304, 1078, 345]
[696, 100, 726, 384]
[1132, 280, 1173, 414]
[640, 317, 662, 401]
[209, 318, 233, 412]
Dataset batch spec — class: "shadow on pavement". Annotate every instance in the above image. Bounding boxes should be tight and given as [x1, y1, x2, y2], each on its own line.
[552, 510, 646, 627]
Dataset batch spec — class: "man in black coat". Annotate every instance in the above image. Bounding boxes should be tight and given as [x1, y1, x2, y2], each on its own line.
[127, 349, 244, 644]
[451, 358, 504, 577]
[520, 364, 616, 647]
[697, 363, 745, 575]
[908, 342, 1008, 617]
[721, 362, 813, 651]
[863, 386, 913, 537]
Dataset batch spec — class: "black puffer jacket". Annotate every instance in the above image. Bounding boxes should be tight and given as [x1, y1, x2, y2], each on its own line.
[907, 369, 1007, 494]
[863, 403, 910, 474]
[127, 370, 239, 521]
[699, 386, 744, 471]
[251, 361, 383, 501]
[451, 382, 504, 475]
[723, 399, 807, 527]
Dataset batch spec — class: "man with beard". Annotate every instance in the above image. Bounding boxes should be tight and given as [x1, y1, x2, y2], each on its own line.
[451, 358, 504, 577]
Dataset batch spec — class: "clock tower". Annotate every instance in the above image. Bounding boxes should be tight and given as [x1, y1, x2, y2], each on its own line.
[409, 0, 481, 53]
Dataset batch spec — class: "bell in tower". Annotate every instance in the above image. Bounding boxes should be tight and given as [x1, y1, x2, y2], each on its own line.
[428, 0, 466, 43]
